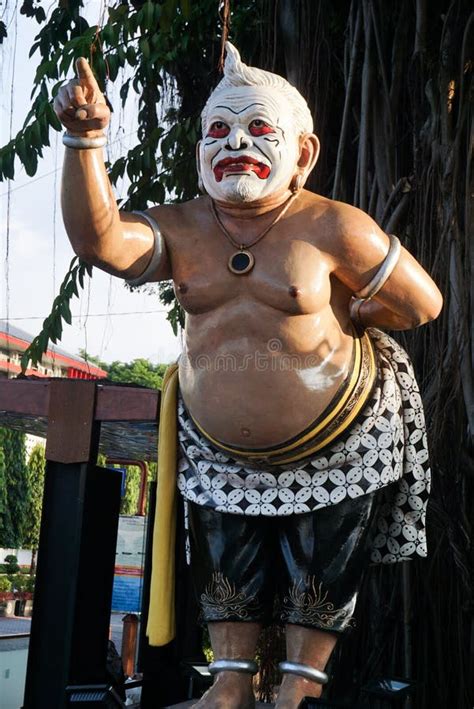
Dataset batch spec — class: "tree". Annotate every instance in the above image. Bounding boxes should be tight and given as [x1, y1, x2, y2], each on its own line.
[0, 446, 7, 546]
[24, 444, 46, 574]
[0, 429, 29, 549]
[79, 350, 167, 389]
[119, 465, 142, 516]
[1, 1, 472, 705]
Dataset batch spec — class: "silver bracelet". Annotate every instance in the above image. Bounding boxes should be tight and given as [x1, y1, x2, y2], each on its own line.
[209, 659, 258, 675]
[355, 234, 401, 300]
[350, 297, 366, 325]
[62, 133, 107, 150]
[279, 660, 329, 685]
[125, 210, 165, 287]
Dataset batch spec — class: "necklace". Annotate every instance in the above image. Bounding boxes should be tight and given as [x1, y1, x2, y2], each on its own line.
[210, 192, 298, 275]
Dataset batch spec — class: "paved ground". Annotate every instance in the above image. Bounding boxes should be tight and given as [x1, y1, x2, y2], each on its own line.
[0, 612, 131, 652]
[0, 614, 141, 706]
[0, 616, 31, 651]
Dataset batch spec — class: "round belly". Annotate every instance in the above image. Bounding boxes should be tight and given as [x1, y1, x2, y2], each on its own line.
[179, 321, 354, 448]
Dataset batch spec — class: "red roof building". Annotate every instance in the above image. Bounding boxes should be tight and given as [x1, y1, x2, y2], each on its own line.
[0, 321, 107, 380]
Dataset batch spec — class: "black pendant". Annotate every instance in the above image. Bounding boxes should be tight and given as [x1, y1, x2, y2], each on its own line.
[228, 250, 255, 275]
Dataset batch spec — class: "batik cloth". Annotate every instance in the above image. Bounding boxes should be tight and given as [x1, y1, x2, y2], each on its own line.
[177, 329, 430, 564]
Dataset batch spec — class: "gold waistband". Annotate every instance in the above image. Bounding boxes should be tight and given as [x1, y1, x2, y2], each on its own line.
[189, 331, 377, 466]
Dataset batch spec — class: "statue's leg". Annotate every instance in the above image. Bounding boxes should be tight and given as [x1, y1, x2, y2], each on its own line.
[187, 502, 275, 707]
[275, 624, 337, 705]
[275, 491, 382, 706]
[192, 621, 261, 708]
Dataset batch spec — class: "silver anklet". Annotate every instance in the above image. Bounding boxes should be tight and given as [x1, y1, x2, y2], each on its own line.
[62, 133, 107, 150]
[209, 658, 258, 675]
[279, 660, 329, 685]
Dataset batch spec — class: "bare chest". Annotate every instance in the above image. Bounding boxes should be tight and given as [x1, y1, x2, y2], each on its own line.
[169, 224, 333, 316]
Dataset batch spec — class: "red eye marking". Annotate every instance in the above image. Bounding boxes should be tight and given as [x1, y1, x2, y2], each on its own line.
[207, 121, 230, 138]
[249, 119, 275, 136]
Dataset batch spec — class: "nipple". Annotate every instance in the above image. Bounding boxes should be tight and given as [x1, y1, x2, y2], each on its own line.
[177, 282, 188, 294]
[288, 285, 300, 298]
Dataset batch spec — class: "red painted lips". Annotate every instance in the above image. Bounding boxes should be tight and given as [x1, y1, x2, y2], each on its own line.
[213, 156, 271, 182]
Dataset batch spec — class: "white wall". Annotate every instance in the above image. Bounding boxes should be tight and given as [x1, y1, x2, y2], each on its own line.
[0, 549, 32, 567]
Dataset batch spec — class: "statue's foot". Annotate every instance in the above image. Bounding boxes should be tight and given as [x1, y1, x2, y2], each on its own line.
[192, 672, 255, 709]
[275, 675, 322, 708]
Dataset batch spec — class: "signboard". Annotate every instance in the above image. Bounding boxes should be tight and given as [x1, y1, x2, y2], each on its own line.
[111, 515, 147, 613]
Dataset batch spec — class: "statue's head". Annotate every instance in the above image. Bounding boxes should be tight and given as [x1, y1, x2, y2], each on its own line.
[198, 43, 319, 203]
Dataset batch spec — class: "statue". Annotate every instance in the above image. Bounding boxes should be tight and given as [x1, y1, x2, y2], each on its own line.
[55, 43, 442, 707]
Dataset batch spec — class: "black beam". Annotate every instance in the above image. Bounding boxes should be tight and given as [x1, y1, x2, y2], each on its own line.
[23, 461, 122, 708]
[23, 381, 123, 708]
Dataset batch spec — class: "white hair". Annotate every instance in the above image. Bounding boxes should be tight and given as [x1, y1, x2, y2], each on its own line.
[201, 42, 313, 136]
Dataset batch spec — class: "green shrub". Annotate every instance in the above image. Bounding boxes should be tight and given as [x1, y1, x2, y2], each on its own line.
[4, 555, 20, 574]
[0, 576, 12, 593]
[25, 576, 35, 594]
[9, 574, 27, 593]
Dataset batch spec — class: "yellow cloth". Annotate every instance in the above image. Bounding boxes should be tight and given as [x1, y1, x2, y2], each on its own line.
[146, 363, 179, 646]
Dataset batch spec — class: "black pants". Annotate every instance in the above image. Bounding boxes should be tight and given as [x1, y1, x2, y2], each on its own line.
[188, 490, 383, 634]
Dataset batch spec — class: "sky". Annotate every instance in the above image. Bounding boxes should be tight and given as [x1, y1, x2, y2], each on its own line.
[0, 1, 182, 365]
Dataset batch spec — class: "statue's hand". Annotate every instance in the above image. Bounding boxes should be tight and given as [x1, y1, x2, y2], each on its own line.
[53, 57, 110, 137]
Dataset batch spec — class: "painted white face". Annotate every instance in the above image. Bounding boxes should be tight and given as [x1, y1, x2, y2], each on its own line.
[199, 86, 300, 203]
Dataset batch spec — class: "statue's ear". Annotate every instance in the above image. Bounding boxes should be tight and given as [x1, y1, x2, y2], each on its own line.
[195, 140, 202, 177]
[195, 140, 205, 193]
[297, 133, 320, 175]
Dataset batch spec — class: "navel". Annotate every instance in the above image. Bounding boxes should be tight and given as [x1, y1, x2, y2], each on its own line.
[241, 427, 251, 438]
[288, 285, 300, 298]
[177, 282, 188, 294]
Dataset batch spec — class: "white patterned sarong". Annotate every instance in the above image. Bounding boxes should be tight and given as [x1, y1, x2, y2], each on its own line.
[177, 329, 430, 564]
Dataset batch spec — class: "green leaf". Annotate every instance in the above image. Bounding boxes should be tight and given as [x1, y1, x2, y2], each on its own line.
[52, 317, 63, 341]
[28, 41, 40, 58]
[180, 0, 191, 19]
[140, 38, 150, 59]
[35, 7, 46, 23]
[34, 60, 55, 84]
[21, 352, 30, 372]
[2, 150, 15, 180]
[15, 137, 28, 164]
[39, 115, 50, 146]
[31, 120, 42, 149]
[45, 102, 62, 131]
[23, 150, 38, 177]
[60, 300, 72, 325]
[144, 1, 154, 31]
[126, 46, 137, 67]
[117, 45, 126, 66]
[37, 331, 49, 355]
[59, 52, 74, 76]
[107, 53, 119, 81]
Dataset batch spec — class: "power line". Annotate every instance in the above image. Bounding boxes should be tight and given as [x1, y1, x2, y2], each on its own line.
[0, 128, 141, 198]
[1, 309, 169, 321]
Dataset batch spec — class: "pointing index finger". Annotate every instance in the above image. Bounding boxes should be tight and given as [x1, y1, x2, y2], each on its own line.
[75, 57, 99, 89]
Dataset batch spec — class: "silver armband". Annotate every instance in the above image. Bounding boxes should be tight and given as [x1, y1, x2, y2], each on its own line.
[355, 234, 401, 300]
[125, 210, 165, 287]
[62, 133, 107, 149]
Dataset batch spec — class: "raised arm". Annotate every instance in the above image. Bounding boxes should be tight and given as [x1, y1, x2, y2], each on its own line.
[326, 203, 443, 330]
[54, 57, 170, 282]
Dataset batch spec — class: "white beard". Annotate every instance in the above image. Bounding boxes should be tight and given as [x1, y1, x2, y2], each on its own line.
[215, 175, 263, 203]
